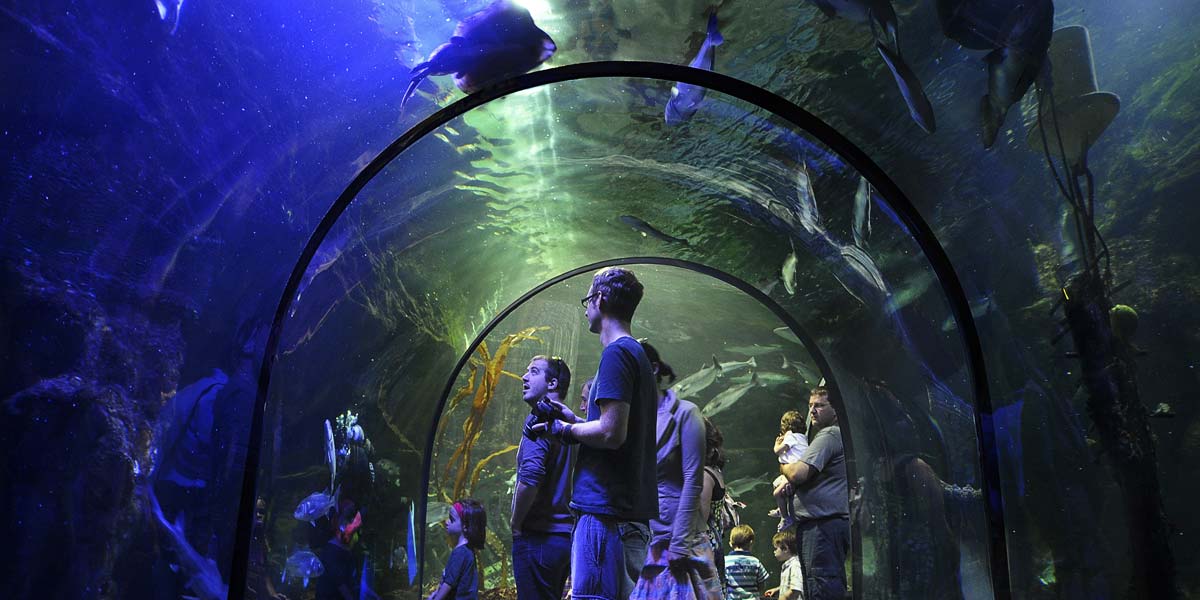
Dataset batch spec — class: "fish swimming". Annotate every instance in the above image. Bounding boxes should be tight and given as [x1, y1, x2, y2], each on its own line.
[936, 0, 1053, 147]
[730, 371, 792, 386]
[782, 251, 798, 295]
[806, 0, 936, 132]
[725, 344, 781, 356]
[795, 161, 821, 235]
[702, 373, 763, 418]
[665, 11, 724, 125]
[852, 176, 872, 248]
[782, 355, 822, 385]
[143, 486, 229, 600]
[325, 419, 337, 491]
[426, 501, 451, 526]
[294, 488, 338, 524]
[671, 356, 723, 399]
[716, 356, 757, 373]
[284, 550, 325, 588]
[154, 0, 184, 35]
[773, 326, 803, 345]
[725, 473, 773, 498]
[407, 501, 419, 584]
[401, 0, 557, 108]
[620, 215, 691, 246]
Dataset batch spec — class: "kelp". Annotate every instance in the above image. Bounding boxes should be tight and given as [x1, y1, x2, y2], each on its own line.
[469, 444, 518, 494]
[439, 326, 547, 501]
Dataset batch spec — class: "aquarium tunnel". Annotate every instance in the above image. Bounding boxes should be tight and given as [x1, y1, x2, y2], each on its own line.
[242, 63, 1003, 600]
[3, 1, 1196, 599]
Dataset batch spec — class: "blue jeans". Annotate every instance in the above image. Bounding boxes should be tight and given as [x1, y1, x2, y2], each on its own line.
[796, 516, 850, 600]
[513, 531, 571, 600]
[571, 514, 650, 600]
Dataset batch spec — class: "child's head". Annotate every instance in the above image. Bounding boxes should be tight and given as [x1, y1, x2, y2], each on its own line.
[771, 530, 797, 563]
[729, 524, 755, 550]
[446, 498, 487, 550]
[780, 410, 805, 435]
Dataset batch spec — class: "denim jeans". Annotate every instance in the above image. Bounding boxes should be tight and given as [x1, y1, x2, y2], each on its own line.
[512, 531, 571, 600]
[571, 514, 650, 600]
[796, 516, 850, 600]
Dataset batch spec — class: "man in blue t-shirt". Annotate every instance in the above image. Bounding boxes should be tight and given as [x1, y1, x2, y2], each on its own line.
[531, 267, 658, 600]
[511, 355, 575, 600]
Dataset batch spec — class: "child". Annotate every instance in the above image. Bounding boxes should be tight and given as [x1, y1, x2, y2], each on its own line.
[428, 499, 486, 600]
[769, 410, 809, 531]
[765, 530, 803, 600]
[724, 525, 770, 600]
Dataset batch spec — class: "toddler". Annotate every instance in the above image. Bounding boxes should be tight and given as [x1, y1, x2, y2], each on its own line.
[765, 530, 803, 600]
[770, 410, 808, 531]
[428, 499, 486, 600]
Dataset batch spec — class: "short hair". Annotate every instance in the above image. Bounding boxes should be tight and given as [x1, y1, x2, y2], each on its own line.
[772, 529, 797, 554]
[592, 267, 644, 322]
[531, 355, 571, 396]
[638, 339, 677, 384]
[704, 417, 725, 468]
[810, 386, 829, 399]
[780, 410, 805, 435]
[455, 498, 487, 550]
[729, 524, 755, 548]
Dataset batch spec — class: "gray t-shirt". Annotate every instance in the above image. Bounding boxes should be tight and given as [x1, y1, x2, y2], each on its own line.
[791, 425, 848, 520]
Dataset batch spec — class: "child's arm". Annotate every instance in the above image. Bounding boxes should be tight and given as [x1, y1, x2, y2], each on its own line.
[780, 588, 801, 600]
[426, 583, 452, 600]
[764, 586, 780, 598]
[774, 434, 789, 455]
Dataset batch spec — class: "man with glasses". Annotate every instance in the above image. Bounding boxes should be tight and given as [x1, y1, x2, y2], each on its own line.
[779, 387, 849, 600]
[531, 267, 658, 600]
[511, 355, 575, 600]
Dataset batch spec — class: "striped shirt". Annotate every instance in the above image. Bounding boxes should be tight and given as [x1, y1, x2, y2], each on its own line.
[725, 550, 769, 600]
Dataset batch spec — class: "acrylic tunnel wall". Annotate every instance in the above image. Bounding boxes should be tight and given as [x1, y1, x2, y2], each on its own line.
[247, 64, 1005, 600]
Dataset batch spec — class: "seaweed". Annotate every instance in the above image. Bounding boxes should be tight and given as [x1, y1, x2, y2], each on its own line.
[439, 326, 546, 500]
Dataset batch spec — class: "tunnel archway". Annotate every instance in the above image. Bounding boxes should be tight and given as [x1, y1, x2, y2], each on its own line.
[417, 257, 853, 588]
[236, 61, 1009, 600]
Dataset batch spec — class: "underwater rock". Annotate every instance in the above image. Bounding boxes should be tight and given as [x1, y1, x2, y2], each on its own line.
[1, 376, 140, 599]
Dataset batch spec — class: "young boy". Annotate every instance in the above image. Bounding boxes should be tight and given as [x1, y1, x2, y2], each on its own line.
[724, 525, 770, 600]
[765, 530, 803, 600]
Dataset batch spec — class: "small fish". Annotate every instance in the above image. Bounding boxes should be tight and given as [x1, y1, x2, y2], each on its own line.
[1150, 403, 1175, 418]
[773, 326, 802, 345]
[725, 473, 773, 498]
[325, 419, 337, 491]
[401, 0, 556, 108]
[940, 296, 994, 331]
[782, 251, 798, 295]
[852, 176, 872, 249]
[725, 344, 781, 356]
[716, 356, 757, 373]
[154, 0, 184, 35]
[665, 11, 724, 125]
[795, 161, 820, 235]
[781, 356, 821, 385]
[294, 488, 338, 524]
[702, 373, 763, 418]
[730, 371, 791, 386]
[619, 215, 690, 246]
[144, 486, 228, 600]
[671, 356, 723, 399]
[284, 550, 325, 588]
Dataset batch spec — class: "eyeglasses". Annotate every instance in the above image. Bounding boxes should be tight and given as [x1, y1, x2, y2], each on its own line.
[580, 291, 600, 308]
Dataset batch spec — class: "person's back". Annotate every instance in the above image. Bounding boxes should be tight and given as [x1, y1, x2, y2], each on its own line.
[724, 525, 769, 600]
[571, 334, 658, 520]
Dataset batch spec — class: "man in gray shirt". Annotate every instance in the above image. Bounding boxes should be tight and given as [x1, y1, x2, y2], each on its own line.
[780, 387, 849, 599]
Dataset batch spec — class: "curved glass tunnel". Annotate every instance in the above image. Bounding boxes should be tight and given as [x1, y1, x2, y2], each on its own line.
[258, 74, 996, 600]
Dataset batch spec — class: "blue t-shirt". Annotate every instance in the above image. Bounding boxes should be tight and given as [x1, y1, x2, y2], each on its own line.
[570, 336, 659, 520]
[515, 413, 575, 534]
[441, 545, 478, 600]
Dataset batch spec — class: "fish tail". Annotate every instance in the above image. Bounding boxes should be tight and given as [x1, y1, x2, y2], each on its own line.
[706, 11, 724, 46]
[401, 63, 432, 109]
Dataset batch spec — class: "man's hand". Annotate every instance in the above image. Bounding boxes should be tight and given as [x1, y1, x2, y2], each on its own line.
[529, 420, 578, 445]
[523, 418, 541, 440]
[535, 399, 580, 424]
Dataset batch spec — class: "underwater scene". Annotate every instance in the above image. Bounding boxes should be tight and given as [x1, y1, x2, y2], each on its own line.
[1, 0, 1198, 598]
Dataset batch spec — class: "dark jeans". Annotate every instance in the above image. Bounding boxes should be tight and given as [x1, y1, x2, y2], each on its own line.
[796, 516, 850, 600]
[571, 514, 650, 600]
[513, 531, 572, 600]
